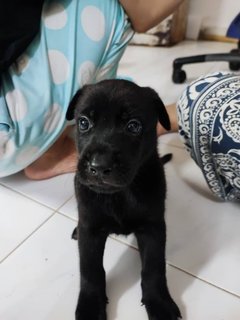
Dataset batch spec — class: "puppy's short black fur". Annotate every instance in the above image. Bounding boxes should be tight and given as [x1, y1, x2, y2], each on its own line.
[66, 79, 181, 320]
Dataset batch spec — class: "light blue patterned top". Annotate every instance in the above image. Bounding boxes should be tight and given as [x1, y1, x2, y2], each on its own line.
[0, 0, 134, 177]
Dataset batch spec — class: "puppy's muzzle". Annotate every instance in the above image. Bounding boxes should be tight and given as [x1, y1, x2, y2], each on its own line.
[87, 153, 113, 179]
[83, 150, 125, 193]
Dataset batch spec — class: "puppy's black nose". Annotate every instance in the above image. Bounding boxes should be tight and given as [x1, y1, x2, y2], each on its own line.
[88, 154, 112, 177]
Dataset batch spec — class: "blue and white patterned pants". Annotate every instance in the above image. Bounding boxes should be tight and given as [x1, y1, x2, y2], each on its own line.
[0, 0, 134, 177]
[177, 72, 240, 201]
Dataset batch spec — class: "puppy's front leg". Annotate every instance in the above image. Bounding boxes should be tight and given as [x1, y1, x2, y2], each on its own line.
[135, 224, 181, 320]
[76, 226, 108, 320]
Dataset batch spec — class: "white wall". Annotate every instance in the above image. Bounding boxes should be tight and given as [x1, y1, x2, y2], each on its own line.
[186, 0, 239, 39]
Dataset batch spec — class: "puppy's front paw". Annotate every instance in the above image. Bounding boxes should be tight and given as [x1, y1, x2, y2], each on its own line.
[144, 297, 181, 320]
[75, 291, 107, 320]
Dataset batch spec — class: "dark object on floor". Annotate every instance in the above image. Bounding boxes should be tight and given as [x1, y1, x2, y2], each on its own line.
[67, 79, 181, 320]
[172, 12, 240, 83]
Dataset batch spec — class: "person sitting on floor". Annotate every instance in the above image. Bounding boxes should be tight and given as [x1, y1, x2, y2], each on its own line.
[0, 0, 184, 179]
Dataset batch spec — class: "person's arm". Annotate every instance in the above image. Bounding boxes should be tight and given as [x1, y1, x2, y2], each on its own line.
[120, 0, 184, 33]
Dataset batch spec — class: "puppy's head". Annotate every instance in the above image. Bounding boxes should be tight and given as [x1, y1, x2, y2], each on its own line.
[67, 80, 170, 194]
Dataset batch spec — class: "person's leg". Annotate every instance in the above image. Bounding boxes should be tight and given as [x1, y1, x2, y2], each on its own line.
[0, 0, 134, 180]
[24, 126, 77, 180]
[177, 72, 240, 201]
[23, 0, 135, 180]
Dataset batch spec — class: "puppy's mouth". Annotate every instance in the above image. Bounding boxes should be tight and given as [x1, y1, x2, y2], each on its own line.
[85, 180, 126, 194]
[79, 168, 128, 193]
[77, 156, 133, 194]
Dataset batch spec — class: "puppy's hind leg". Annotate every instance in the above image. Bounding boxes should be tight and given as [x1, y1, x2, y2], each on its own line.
[135, 224, 181, 320]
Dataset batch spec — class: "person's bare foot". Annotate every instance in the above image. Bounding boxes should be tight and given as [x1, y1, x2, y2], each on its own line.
[24, 127, 77, 180]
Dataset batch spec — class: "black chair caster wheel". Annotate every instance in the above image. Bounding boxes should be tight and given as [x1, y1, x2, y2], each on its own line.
[172, 69, 186, 84]
[229, 49, 240, 71]
[229, 61, 240, 71]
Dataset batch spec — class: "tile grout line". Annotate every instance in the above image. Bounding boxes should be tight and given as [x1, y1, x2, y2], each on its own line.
[57, 211, 78, 222]
[2, 182, 238, 301]
[0, 182, 74, 212]
[109, 236, 240, 300]
[0, 212, 57, 265]
[2, 202, 239, 302]
[0, 193, 76, 264]
[167, 262, 240, 300]
[2, 183, 239, 299]
[55, 195, 75, 213]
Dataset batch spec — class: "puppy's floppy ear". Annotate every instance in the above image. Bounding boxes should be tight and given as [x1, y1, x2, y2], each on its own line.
[156, 94, 171, 131]
[144, 87, 171, 131]
[66, 89, 83, 121]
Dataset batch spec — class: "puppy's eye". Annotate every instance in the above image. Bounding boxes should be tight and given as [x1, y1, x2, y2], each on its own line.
[126, 119, 142, 135]
[78, 116, 92, 132]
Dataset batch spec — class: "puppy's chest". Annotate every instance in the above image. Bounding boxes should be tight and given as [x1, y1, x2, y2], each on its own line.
[84, 194, 151, 235]
[104, 209, 143, 235]
[96, 209, 145, 236]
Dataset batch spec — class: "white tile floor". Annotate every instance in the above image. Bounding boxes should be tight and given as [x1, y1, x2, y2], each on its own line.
[1, 40, 240, 320]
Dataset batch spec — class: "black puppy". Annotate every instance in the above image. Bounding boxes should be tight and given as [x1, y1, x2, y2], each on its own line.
[66, 79, 181, 320]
